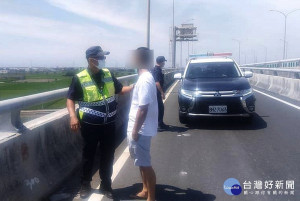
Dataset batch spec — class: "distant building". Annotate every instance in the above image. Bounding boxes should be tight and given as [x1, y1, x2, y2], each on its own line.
[0, 70, 8, 74]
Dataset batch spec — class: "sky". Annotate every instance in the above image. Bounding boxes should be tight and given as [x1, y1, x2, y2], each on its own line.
[0, 0, 300, 68]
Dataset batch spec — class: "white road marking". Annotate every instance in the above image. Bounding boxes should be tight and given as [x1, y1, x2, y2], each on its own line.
[182, 133, 191, 137]
[253, 89, 300, 110]
[163, 80, 179, 103]
[88, 80, 179, 201]
[88, 147, 130, 201]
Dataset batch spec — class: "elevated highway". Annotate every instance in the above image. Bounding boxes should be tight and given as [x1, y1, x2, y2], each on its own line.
[50, 80, 300, 201]
[0, 68, 299, 201]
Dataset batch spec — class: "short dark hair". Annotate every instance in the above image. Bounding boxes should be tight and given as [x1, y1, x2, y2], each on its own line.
[135, 47, 152, 64]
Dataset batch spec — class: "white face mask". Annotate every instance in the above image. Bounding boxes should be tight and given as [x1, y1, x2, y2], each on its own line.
[97, 59, 106, 68]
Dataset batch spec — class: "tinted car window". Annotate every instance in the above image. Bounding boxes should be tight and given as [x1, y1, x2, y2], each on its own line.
[186, 62, 241, 79]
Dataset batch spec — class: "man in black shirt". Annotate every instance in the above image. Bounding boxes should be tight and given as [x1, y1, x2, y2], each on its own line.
[67, 46, 133, 199]
[151, 56, 169, 130]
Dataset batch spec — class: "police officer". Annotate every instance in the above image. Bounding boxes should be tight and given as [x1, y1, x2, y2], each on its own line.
[151, 56, 169, 131]
[66, 46, 133, 199]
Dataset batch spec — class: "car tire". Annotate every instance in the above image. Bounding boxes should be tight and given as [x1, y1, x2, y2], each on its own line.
[179, 113, 188, 124]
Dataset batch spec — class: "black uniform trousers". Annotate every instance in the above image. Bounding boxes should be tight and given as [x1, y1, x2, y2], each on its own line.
[157, 91, 165, 125]
[80, 122, 115, 189]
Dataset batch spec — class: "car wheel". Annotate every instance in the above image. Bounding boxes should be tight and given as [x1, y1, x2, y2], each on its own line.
[179, 113, 188, 124]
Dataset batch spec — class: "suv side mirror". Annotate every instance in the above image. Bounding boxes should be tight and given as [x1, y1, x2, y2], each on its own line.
[244, 71, 253, 78]
[174, 73, 182, 79]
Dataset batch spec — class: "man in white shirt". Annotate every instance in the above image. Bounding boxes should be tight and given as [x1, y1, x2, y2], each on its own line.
[127, 47, 158, 201]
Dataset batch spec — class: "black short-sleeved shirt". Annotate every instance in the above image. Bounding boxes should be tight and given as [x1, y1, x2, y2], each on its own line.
[67, 69, 123, 101]
[151, 65, 164, 92]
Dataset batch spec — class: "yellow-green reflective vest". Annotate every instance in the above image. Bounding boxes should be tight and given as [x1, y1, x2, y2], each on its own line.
[76, 68, 117, 125]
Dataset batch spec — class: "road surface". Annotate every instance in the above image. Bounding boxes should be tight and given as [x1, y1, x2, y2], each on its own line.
[48, 81, 300, 201]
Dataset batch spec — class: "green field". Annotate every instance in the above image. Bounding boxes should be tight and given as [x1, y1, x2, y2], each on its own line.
[0, 71, 73, 109]
[0, 69, 134, 109]
[0, 74, 71, 99]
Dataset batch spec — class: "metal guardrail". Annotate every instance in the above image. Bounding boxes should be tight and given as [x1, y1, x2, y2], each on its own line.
[0, 74, 138, 115]
[0, 70, 179, 133]
[0, 74, 138, 133]
[240, 67, 300, 72]
[240, 67, 300, 79]
[163, 68, 181, 73]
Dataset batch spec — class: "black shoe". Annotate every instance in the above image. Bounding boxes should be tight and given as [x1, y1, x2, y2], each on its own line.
[158, 123, 169, 131]
[80, 182, 91, 199]
[99, 185, 114, 199]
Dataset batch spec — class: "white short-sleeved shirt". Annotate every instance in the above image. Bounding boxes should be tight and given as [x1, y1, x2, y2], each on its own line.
[127, 71, 158, 137]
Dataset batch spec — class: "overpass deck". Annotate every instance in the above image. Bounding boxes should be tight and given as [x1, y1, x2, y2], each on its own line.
[49, 82, 300, 201]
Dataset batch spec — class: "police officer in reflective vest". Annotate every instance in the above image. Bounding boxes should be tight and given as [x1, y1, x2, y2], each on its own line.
[66, 46, 133, 199]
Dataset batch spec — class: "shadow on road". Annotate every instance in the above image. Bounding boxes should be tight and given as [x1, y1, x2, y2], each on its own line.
[185, 113, 267, 130]
[113, 183, 216, 201]
[162, 125, 189, 133]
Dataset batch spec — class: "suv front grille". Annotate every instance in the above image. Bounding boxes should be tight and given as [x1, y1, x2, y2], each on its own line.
[192, 97, 245, 114]
[194, 90, 238, 97]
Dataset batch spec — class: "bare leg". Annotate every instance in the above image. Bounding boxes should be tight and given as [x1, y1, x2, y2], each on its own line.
[140, 167, 147, 191]
[140, 166, 156, 201]
[135, 167, 148, 198]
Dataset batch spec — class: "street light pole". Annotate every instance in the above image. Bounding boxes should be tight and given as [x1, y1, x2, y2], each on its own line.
[232, 39, 241, 64]
[180, 41, 182, 68]
[146, 0, 151, 48]
[280, 39, 289, 59]
[270, 9, 300, 60]
[284, 16, 287, 59]
[172, 0, 176, 68]
[260, 45, 268, 62]
[265, 47, 268, 62]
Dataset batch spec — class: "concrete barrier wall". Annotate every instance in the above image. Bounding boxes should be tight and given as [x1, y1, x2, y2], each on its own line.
[249, 73, 300, 101]
[0, 72, 176, 201]
[0, 110, 82, 201]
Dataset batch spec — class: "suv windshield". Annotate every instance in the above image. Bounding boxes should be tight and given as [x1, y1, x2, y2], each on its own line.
[186, 62, 242, 79]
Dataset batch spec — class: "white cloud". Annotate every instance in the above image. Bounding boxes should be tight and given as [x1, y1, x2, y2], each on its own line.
[0, 13, 114, 44]
[45, 0, 170, 48]
[1, 0, 300, 67]
[0, 13, 145, 67]
[46, 0, 145, 32]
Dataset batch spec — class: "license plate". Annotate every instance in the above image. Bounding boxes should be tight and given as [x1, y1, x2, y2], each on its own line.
[209, 105, 227, 113]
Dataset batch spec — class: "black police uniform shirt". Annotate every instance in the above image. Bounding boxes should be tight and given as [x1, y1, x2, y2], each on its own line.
[67, 69, 123, 101]
[151, 65, 164, 94]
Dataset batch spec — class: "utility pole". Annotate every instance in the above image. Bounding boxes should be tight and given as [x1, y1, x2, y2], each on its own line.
[270, 9, 300, 59]
[146, 0, 151, 48]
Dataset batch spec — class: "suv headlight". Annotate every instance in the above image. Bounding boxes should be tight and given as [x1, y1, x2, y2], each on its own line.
[236, 88, 253, 96]
[180, 89, 195, 98]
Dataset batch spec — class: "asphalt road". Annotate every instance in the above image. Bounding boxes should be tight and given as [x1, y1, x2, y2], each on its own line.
[49, 82, 300, 201]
